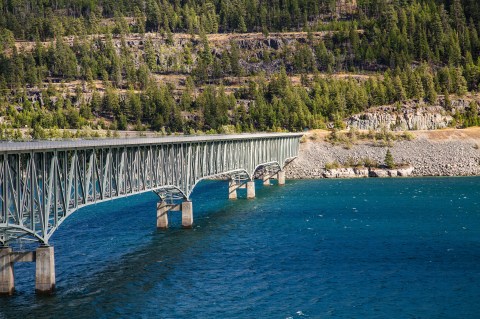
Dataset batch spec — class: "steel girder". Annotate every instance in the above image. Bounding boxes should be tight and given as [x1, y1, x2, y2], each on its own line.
[0, 134, 302, 244]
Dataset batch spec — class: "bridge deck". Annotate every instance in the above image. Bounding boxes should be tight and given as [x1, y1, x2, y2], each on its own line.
[0, 133, 304, 152]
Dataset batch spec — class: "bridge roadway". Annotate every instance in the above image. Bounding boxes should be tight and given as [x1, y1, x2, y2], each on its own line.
[0, 132, 303, 295]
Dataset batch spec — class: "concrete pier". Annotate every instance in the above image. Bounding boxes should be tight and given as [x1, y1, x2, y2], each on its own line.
[247, 181, 256, 199]
[228, 180, 238, 199]
[0, 247, 14, 295]
[35, 246, 55, 294]
[277, 170, 286, 186]
[182, 201, 193, 228]
[157, 201, 169, 229]
[262, 174, 271, 186]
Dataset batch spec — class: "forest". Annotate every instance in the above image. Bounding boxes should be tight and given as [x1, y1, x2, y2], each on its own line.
[0, 0, 480, 138]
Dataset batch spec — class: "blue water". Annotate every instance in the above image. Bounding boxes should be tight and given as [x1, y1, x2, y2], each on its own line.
[1, 177, 479, 318]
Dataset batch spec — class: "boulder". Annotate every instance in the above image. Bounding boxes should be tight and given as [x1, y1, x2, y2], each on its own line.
[353, 167, 369, 177]
[387, 169, 398, 177]
[397, 166, 415, 176]
[369, 168, 389, 177]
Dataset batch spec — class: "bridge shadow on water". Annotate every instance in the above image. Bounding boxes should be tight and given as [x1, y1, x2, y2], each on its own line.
[0, 179, 290, 318]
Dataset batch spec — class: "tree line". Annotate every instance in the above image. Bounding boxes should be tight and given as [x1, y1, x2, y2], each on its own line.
[0, 0, 480, 136]
[2, 64, 479, 135]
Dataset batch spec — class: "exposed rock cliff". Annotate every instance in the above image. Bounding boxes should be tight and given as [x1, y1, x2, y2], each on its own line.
[347, 105, 452, 131]
[346, 98, 478, 131]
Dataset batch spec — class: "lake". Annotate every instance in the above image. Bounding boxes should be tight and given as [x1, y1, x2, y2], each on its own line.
[1, 177, 479, 318]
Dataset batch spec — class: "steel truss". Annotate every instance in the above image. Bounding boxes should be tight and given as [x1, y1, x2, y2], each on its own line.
[0, 134, 302, 244]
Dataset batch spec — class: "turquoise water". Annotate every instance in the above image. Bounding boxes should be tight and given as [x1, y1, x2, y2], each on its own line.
[1, 177, 479, 318]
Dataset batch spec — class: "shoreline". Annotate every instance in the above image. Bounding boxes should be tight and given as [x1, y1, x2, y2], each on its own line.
[285, 129, 480, 179]
[287, 175, 480, 180]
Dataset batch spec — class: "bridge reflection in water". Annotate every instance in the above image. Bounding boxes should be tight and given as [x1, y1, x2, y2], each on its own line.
[0, 133, 302, 295]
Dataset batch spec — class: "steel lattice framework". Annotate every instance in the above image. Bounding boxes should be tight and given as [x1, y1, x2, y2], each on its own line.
[0, 133, 302, 245]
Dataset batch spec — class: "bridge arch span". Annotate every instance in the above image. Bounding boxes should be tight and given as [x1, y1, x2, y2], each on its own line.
[0, 133, 302, 245]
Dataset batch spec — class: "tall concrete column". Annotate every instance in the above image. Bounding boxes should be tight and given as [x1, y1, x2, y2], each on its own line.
[247, 181, 255, 199]
[35, 246, 55, 294]
[0, 247, 14, 296]
[262, 174, 271, 186]
[157, 201, 169, 229]
[182, 201, 193, 228]
[277, 170, 286, 186]
[228, 180, 238, 200]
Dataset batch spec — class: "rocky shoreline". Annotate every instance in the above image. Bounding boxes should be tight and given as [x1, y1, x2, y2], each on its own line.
[322, 166, 415, 178]
[285, 130, 480, 179]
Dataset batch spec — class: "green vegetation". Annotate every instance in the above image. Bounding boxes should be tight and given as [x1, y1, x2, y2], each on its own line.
[0, 0, 480, 138]
[325, 160, 342, 170]
[324, 153, 407, 170]
[324, 157, 379, 169]
[384, 149, 395, 169]
[326, 127, 416, 148]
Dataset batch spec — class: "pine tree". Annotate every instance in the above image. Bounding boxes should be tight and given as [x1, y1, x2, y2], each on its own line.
[384, 149, 395, 169]
[423, 73, 438, 104]
[229, 41, 241, 77]
[393, 75, 407, 101]
[144, 37, 157, 71]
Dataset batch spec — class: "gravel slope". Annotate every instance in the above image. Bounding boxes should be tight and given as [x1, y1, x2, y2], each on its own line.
[285, 131, 480, 178]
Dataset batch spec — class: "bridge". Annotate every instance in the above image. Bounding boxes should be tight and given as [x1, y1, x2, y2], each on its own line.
[0, 133, 302, 295]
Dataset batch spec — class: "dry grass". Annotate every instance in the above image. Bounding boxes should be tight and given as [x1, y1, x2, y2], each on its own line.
[415, 127, 480, 141]
[304, 127, 480, 144]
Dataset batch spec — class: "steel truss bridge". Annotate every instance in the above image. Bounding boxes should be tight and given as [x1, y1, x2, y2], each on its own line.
[0, 133, 302, 295]
[0, 133, 302, 246]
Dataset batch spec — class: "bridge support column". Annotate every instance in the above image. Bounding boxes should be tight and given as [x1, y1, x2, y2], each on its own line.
[277, 170, 286, 186]
[157, 201, 169, 229]
[228, 180, 238, 200]
[247, 181, 255, 199]
[0, 247, 14, 296]
[35, 246, 55, 295]
[262, 174, 271, 186]
[182, 201, 193, 228]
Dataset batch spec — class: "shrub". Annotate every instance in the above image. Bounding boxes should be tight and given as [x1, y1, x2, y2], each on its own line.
[325, 161, 341, 170]
[401, 131, 416, 141]
[362, 157, 378, 168]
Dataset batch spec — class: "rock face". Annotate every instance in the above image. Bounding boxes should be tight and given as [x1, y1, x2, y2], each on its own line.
[323, 166, 414, 178]
[323, 167, 357, 178]
[285, 135, 480, 179]
[346, 104, 453, 131]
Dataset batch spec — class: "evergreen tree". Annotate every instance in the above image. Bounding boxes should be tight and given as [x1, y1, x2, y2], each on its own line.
[384, 149, 395, 169]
